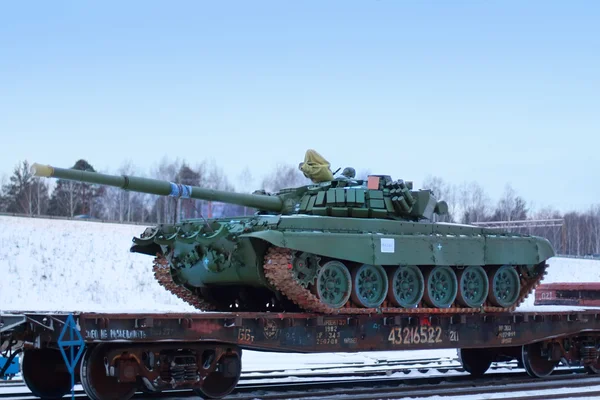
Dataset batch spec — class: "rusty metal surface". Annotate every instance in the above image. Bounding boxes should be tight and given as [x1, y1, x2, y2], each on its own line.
[537, 283, 600, 290]
[536, 283, 600, 306]
[4, 310, 600, 353]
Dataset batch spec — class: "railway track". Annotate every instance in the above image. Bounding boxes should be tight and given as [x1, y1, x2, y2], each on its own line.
[229, 374, 600, 400]
[3, 372, 600, 400]
[0, 355, 471, 389]
[0, 355, 515, 391]
[0, 360, 597, 400]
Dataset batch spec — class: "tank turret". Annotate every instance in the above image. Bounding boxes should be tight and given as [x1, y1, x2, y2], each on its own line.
[30, 150, 554, 316]
[31, 160, 448, 222]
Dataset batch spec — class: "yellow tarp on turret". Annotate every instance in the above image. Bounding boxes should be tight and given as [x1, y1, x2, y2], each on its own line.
[298, 149, 334, 183]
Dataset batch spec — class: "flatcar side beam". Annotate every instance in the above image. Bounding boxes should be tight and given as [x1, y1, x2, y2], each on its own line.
[3, 311, 600, 353]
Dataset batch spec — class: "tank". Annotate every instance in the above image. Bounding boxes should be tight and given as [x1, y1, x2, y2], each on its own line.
[31, 150, 555, 314]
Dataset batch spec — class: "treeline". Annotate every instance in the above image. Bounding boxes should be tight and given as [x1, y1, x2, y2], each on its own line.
[1, 159, 598, 256]
[421, 175, 600, 257]
[0, 158, 314, 225]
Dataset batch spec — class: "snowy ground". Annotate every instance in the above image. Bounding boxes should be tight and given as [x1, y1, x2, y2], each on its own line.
[1, 214, 600, 373]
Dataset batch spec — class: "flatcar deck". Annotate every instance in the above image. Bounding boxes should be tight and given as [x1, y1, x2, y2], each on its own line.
[3, 309, 600, 399]
[3, 310, 600, 352]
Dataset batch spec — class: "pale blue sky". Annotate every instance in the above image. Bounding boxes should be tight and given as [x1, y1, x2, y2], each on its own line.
[1, 1, 598, 213]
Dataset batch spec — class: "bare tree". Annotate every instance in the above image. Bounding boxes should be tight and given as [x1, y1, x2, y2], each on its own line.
[458, 181, 491, 224]
[261, 163, 310, 192]
[236, 166, 256, 216]
[99, 160, 142, 222]
[492, 184, 528, 222]
[2, 160, 50, 215]
[0, 173, 8, 212]
[590, 205, 600, 254]
[150, 156, 182, 224]
[236, 166, 255, 193]
[530, 206, 563, 251]
[47, 159, 103, 218]
[422, 175, 457, 222]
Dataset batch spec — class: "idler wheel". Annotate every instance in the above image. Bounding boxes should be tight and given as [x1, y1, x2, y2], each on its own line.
[350, 264, 388, 308]
[423, 266, 458, 308]
[456, 266, 489, 308]
[22, 348, 71, 399]
[195, 352, 242, 399]
[387, 265, 424, 308]
[488, 265, 521, 307]
[80, 344, 137, 400]
[315, 260, 352, 309]
[522, 341, 559, 378]
[458, 348, 494, 377]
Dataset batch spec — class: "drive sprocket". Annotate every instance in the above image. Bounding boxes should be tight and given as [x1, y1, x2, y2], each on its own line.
[291, 251, 321, 288]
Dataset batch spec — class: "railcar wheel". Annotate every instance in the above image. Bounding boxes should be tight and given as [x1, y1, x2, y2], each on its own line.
[522, 342, 558, 378]
[585, 362, 600, 374]
[583, 360, 600, 375]
[456, 266, 489, 308]
[315, 260, 352, 309]
[350, 264, 388, 307]
[387, 265, 425, 308]
[579, 344, 600, 374]
[488, 265, 521, 307]
[22, 348, 71, 399]
[80, 344, 137, 400]
[423, 266, 458, 308]
[458, 348, 494, 377]
[194, 353, 242, 399]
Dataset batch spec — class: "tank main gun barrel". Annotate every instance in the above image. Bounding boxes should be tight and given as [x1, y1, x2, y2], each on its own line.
[31, 163, 284, 212]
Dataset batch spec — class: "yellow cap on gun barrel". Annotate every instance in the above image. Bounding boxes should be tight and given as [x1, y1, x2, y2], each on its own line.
[31, 163, 54, 177]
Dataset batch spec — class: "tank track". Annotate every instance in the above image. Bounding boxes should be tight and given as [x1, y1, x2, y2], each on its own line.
[152, 255, 219, 311]
[263, 246, 549, 314]
[152, 246, 548, 314]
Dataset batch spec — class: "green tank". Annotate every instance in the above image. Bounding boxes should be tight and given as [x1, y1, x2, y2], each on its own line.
[31, 150, 554, 314]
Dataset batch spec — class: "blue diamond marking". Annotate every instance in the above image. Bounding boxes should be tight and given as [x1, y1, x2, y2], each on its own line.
[57, 314, 85, 374]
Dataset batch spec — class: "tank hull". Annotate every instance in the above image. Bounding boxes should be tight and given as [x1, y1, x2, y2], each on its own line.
[132, 215, 554, 313]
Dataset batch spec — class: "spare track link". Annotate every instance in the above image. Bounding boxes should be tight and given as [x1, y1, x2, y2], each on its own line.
[263, 246, 548, 315]
[152, 255, 219, 311]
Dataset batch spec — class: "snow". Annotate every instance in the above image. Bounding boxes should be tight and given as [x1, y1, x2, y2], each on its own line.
[0, 215, 196, 313]
[2, 214, 600, 374]
[241, 349, 459, 374]
[516, 256, 600, 312]
[2, 214, 599, 314]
